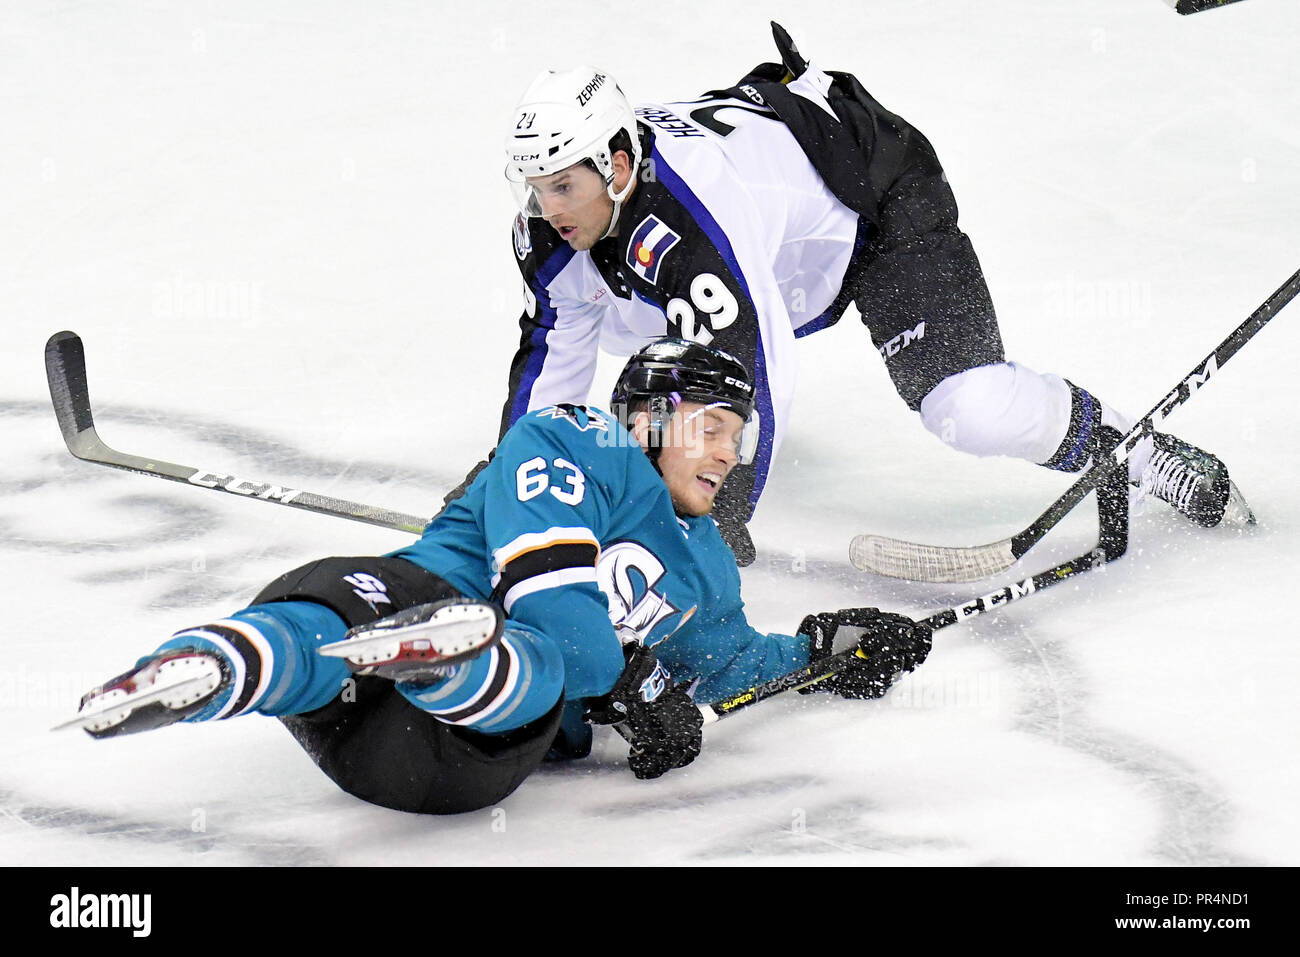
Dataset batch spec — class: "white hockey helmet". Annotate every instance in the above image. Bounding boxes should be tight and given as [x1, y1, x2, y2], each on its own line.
[504, 67, 642, 228]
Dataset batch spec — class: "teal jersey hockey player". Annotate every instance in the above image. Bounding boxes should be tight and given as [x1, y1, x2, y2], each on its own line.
[395, 401, 806, 704]
[392, 398, 807, 760]
[63, 337, 933, 815]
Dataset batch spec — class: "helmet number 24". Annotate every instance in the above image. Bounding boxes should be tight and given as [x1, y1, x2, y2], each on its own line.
[667, 273, 739, 346]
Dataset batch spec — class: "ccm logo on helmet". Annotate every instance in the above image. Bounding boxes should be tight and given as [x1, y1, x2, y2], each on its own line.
[576, 73, 607, 107]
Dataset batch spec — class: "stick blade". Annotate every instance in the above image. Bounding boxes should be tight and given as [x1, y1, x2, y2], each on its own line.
[45, 330, 98, 453]
[849, 533, 1018, 583]
[1169, 0, 1249, 13]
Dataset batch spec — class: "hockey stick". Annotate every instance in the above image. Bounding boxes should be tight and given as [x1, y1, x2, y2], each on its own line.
[850, 265, 1300, 583]
[705, 465, 1129, 723]
[1165, 0, 1249, 14]
[44, 331, 431, 535]
[50, 331, 1128, 730]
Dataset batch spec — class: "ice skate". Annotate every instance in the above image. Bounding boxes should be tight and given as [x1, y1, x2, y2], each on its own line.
[56, 649, 231, 738]
[318, 598, 506, 683]
[1139, 433, 1255, 528]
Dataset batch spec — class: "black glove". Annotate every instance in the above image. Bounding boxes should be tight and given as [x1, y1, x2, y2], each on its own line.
[798, 607, 933, 700]
[710, 480, 756, 567]
[438, 457, 491, 514]
[585, 643, 703, 780]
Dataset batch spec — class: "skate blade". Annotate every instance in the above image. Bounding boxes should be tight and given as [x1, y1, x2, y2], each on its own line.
[318, 600, 504, 668]
[1221, 481, 1256, 527]
[52, 666, 222, 733]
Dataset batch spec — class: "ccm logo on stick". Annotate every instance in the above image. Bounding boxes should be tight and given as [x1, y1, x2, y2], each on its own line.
[956, 578, 1036, 619]
[188, 472, 301, 502]
[1114, 354, 1218, 464]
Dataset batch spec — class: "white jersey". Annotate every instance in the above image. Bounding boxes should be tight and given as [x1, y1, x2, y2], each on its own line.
[502, 65, 861, 515]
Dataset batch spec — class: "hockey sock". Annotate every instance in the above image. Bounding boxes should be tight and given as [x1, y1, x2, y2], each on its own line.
[1040, 380, 1150, 481]
[396, 621, 564, 733]
[1040, 380, 1104, 472]
[155, 601, 353, 720]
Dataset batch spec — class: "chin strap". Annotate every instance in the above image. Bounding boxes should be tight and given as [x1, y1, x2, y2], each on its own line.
[599, 126, 646, 240]
[599, 172, 635, 240]
[642, 395, 673, 470]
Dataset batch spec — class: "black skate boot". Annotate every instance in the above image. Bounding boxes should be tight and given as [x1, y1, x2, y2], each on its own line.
[1140, 433, 1255, 528]
[56, 649, 232, 738]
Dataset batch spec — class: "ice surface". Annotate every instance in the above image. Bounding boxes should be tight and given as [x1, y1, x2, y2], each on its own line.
[2, 0, 1297, 866]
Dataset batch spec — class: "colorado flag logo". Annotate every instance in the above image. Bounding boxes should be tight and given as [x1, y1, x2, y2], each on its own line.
[626, 215, 681, 285]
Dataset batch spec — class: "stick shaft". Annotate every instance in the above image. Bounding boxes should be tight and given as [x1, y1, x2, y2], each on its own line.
[852, 266, 1298, 582]
[1011, 266, 1299, 559]
[45, 331, 430, 535]
[708, 468, 1129, 722]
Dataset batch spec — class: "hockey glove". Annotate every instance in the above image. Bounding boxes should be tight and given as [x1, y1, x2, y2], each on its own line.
[585, 643, 703, 780]
[799, 607, 932, 700]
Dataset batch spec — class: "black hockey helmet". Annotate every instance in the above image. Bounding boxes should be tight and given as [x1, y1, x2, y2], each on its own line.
[611, 337, 759, 464]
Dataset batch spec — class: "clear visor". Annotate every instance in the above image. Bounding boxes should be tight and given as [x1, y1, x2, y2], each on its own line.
[682, 403, 761, 466]
[506, 161, 611, 219]
[737, 411, 760, 465]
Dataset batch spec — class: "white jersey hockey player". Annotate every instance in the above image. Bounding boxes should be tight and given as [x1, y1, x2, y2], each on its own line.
[493, 23, 1253, 564]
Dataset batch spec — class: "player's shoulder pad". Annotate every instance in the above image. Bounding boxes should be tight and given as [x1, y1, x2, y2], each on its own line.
[619, 197, 694, 286]
[611, 157, 746, 296]
[505, 404, 635, 457]
[498, 405, 642, 504]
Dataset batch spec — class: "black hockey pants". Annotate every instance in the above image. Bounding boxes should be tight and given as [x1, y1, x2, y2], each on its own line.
[255, 556, 563, 815]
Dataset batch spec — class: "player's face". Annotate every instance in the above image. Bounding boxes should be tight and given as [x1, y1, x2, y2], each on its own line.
[525, 162, 615, 251]
[650, 403, 745, 517]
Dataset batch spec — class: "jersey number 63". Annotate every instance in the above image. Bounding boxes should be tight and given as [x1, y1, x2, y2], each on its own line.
[516, 457, 586, 505]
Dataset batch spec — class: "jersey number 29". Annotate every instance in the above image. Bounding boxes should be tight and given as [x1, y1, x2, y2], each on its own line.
[668, 272, 739, 346]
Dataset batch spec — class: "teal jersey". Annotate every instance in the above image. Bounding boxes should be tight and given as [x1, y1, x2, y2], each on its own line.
[392, 404, 808, 704]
